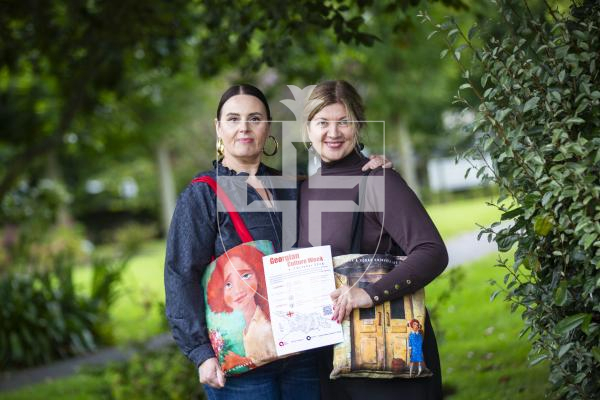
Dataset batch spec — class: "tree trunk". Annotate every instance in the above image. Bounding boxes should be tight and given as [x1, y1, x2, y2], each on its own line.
[47, 151, 73, 227]
[156, 143, 176, 235]
[396, 120, 421, 198]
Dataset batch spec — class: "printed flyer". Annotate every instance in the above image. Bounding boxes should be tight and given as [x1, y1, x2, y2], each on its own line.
[263, 245, 344, 356]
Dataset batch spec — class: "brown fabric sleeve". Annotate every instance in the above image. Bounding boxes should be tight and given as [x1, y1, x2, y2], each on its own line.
[362, 170, 448, 305]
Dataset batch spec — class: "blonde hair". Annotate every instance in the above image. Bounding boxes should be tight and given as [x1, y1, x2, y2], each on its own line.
[302, 80, 366, 149]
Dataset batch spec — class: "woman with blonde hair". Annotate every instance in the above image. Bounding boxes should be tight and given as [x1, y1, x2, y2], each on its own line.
[298, 80, 447, 399]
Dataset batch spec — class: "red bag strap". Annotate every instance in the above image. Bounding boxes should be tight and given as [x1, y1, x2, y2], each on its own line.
[191, 176, 254, 243]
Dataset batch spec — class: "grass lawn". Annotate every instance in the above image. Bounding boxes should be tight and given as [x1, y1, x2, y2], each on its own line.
[0, 374, 106, 400]
[74, 196, 501, 345]
[0, 196, 526, 399]
[1, 253, 549, 400]
[64, 195, 500, 346]
[427, 253, 549, 399]
[73, 240, 167, 344]
[425, 196, 502, 240]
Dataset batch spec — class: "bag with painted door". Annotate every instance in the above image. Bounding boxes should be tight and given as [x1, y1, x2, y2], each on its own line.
[330, 173, 432, 379]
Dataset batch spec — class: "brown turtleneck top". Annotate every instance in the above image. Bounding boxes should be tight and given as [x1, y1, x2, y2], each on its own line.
[297, 151, 448, 304]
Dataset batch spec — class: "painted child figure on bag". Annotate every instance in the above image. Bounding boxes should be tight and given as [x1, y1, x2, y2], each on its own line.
[408, 319, 425, 377]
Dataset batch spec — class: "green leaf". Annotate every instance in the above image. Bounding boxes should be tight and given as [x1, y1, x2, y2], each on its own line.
[523, 97, 540, 113]
[566, 117, 585, 125]
[533, 215, 553, 236]
[440, 49, 448, 59]
[454, 44, 467, 61]
[495, 108, 511, 121]
[541, 191, 553, 206]
[501, 207, 523, 220]
[581, 314, 593, 335]
[558, 343, 573, 358]
[481, 73, 490, 88]
[427, 30, 438, 40]
[582, 233, 598, 249]
[490, 289, 501, 302]
[592, 347, 600, 363]
[554, 281, 568, 306]
[468, 24, 478, 40]
[555, 314, 588, 335]
[529, 354, 548, 366]
[447, 28, 459, 38]
[459, 83, 472, 90]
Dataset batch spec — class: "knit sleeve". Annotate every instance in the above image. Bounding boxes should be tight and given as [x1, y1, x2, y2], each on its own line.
[361, 170, 448, 305]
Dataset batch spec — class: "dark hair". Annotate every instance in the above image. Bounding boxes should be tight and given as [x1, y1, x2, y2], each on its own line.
[216, 84, 272, 121]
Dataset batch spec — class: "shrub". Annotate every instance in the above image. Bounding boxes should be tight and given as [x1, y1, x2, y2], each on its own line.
[93, 345, 205, 400]
[0, 262, 97, 368]
[0, 255, 126, 369]
[421, 1, 600, 398]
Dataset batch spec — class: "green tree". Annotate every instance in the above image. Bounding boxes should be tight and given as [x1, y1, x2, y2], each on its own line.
[0, 0, 382, 203]
[424, 1, 600, 398]
[352, 2, 468, 196]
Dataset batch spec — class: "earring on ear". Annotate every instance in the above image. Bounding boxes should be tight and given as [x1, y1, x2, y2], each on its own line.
[216, 137, 225, 158]
[263, 135, 279, 156]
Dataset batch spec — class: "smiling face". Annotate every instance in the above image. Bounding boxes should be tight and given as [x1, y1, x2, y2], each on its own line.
[222, 256, 258, 311]
[307, 102, 357, 163]
[216, 94, 269, 163]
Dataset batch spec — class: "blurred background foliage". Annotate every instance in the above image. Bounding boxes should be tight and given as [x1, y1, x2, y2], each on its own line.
[2, 0, 595, 399]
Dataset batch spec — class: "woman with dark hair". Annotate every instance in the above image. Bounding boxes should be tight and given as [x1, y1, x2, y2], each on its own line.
[165, 84, 317, 400]
[164, 83, 391, 399]
[298, 80, 448, 399]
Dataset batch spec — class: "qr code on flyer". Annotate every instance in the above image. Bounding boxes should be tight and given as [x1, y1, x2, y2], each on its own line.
[322, 305, 333, 316]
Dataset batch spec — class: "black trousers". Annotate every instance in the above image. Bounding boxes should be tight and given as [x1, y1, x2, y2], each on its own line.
[318, 311, 443, 400]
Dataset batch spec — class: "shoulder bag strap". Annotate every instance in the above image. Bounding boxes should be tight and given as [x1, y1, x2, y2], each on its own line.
[349, 170, 373, 253]
[191, 176, 254, 243]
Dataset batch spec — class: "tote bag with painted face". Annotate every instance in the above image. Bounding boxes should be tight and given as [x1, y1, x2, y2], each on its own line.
[193, 176, 280, 376]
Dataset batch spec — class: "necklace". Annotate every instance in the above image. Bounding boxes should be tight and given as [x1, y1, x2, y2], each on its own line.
[247, 175, 282, 251]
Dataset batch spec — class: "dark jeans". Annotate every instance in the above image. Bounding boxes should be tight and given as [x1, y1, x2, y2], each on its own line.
[204, 351, 320, 400]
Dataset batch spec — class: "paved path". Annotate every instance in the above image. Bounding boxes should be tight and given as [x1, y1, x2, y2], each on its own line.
[445, 229, 499, 269]
[0, 334, 174, 393]
[0, 228, 499, 393]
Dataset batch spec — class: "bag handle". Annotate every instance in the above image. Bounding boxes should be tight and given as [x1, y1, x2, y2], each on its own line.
[191, 176, 254, 243]
[349, 169, 406, 256]
[349, 171, 372, 253]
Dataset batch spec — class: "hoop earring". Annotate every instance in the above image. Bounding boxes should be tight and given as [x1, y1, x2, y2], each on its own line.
[263, 135, 279, 156]
[216, 137, 224, 158]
